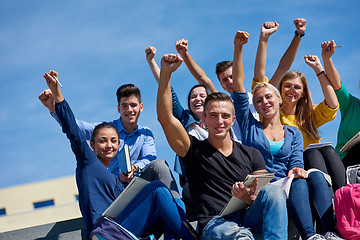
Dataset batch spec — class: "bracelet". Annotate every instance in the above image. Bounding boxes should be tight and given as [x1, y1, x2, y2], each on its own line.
[317, 70, 325, 76]
[295, 30, 305, 38]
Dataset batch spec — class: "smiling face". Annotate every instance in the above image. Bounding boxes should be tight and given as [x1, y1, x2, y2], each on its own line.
[253, 86, 282, 119]
[188, 86, 207, 119]
[218, 66, 233, 94]
[117, 95, 143, 130]
[280, 77, 305, 105]
[90, 127, 119, 165]
[203, 100, 235, 139]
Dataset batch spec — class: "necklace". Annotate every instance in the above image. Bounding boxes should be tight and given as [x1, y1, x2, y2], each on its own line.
[269, 132, 276, 141]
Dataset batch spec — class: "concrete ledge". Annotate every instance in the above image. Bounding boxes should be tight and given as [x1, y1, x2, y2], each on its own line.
[0, 217, 300, 240]
[0, 217, 86, 240]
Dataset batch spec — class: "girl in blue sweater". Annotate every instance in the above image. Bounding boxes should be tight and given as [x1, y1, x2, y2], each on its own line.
[42, 71, 199, 240]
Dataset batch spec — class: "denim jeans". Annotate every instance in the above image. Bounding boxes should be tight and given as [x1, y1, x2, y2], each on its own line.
[115, 181, 199, 240]
[288, 171, 336, 239]
[202, 184, 287, 240]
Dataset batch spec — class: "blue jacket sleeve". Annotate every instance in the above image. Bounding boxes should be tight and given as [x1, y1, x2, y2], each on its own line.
[55, 100, 95, 166]
[134, 129, 157, 172]
[232, 91, 253, 143]
[172, 87, 186, 121]
[288, 127, 304, 170]
[50, 111, 100, 141]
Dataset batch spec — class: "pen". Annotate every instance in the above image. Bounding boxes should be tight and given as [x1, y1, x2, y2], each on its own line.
[49, 70, 63, 88]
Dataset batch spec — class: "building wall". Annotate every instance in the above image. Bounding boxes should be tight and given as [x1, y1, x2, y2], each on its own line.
[0, 176, 82, 233]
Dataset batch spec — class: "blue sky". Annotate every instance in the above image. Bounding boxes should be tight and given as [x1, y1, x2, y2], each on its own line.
[0, 0, 359, 189]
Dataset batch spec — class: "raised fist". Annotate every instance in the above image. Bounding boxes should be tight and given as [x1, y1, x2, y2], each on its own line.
[321, 40, 336, 59]
[175, 39, 188, 56]
[234, 31, 249, 46]
[294, 18, 306, 34]
[161, 54, 183, 74]
[261, 21, 279, 38]
[145, 46, 157, 62]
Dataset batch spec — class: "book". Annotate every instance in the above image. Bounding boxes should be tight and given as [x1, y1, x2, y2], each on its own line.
[118, 144, 132, 174]
[271, 168, 332, 199]
[340, 131, 360, 153]
[102, 177, 149, 219]
[305, 142, 333, 151]
[270, 174, 295, 199]
[220, 173, 275, 216]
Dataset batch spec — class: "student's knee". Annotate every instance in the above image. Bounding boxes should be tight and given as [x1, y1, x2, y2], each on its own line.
[261, 184, 286, 205]
[142, 159, 171, 180]
[148, 159, 168, 168]
[291, 177, 308, 191]
[307, 170, 325, 181]
[146, 159, 170, 175]
[304, 148, 320, 158]
[319, 145, 337, 155]
[202, 216, 254, 240]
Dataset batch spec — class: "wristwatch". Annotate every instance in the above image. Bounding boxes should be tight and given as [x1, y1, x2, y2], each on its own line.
[295, 30, 305, 38]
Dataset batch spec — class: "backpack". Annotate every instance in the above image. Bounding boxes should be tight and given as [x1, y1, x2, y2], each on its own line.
[90, 216, 139, 240]
[334, 184, 360, 240]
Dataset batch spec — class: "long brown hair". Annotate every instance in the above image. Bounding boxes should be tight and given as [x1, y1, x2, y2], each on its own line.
[279, 71, 321, 140]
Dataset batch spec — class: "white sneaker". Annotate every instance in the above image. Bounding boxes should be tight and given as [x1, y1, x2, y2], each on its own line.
[324, 232, 344, 240]
[308, 234, 326, 240]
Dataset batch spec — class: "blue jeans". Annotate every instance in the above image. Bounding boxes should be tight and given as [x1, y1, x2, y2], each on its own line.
[202, 185, 287, 240]
[288, 171, 335, 239]
[115, 181, 199, 240]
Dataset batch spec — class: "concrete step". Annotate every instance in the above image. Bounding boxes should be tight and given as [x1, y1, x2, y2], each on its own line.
[0, 217, 301, 240]
[0, 217, 86, 240]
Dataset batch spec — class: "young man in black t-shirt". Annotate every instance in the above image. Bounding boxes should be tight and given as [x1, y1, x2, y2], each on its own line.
[157, 51, 287, 239]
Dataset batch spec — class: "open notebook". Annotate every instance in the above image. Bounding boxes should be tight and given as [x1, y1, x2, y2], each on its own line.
[103, 177, 149, 219]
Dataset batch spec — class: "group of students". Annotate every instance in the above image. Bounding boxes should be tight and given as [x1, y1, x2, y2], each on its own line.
[38, 18, 360, 240]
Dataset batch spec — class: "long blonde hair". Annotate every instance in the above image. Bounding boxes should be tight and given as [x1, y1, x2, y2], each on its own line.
[279, 71, 320, 140]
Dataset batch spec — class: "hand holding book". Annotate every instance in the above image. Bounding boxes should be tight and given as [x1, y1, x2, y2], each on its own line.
[221, 173, 275, 216]
[231, 179, 258, 206]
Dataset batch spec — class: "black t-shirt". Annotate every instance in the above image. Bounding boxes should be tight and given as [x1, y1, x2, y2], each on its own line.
[182, 136, 266, 231]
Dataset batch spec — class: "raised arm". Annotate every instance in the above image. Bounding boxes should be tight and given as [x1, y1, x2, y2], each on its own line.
[304, 54, 338, 109]
[145, 46, 161, 84]
[232, 31, 249, 93]
[39, 88, 99, 140]
[321, 40, 342, 91]
[157, 54, 190, 157]
[254, 21, 279, 82]
[175, 39, 217, 93]
[269, 18, 306, 87]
